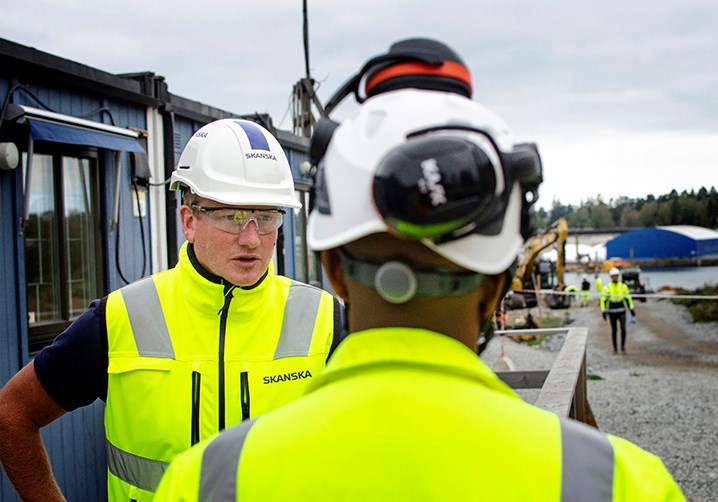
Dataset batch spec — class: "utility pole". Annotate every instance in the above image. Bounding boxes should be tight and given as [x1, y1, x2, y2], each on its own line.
[292, 0, 324, 138]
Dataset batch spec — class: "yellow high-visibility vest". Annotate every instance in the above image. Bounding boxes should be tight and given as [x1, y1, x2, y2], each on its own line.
[104, 242, 339, 501]
[601, 281, 634, 312]
[154, 328, 684, 501]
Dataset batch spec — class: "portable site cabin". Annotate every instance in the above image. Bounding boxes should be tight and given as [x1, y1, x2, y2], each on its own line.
[0, 37, 321, 500]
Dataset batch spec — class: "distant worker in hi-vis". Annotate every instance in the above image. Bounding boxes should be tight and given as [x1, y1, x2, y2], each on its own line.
[0, 119, 343, 501]
[601, 267, 636, 353]
[595, 273, 604, 306]
[154, 38, 683, 502]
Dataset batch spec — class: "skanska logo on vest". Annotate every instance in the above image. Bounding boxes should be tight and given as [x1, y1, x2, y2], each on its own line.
[263, 370, 312, 384]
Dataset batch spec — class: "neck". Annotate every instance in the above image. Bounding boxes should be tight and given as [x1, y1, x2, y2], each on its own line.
[348, 295, 481, 351]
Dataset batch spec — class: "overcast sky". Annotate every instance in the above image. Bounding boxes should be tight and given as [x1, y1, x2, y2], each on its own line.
[3, 0, 716, 209]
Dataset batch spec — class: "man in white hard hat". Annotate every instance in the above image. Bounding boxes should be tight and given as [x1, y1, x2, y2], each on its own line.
[0, 119, 343, 501]
[601, 267, 636, 353]
[154, 38, 682, 501]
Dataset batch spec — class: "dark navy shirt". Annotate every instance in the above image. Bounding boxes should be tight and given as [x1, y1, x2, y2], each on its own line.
[33, 298, 108, 411]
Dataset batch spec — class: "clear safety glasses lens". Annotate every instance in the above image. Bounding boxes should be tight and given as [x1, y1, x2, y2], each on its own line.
[191, 205, 285, 235]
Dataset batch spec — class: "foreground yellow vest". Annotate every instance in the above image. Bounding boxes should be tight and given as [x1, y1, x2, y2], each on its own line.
[104, 243, 338, 501]
[155, 328, 684, 501]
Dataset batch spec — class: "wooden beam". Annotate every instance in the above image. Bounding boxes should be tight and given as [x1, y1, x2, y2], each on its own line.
[535, 328, 588, 419]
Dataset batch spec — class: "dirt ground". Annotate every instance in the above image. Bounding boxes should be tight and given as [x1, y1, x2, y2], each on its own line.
[505, 298, 718, 501]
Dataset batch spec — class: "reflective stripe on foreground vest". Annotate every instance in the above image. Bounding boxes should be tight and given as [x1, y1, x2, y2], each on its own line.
[561, 418, 614, 500]
[106, 439, 169, 492]
[199, 418, 258, 501]
[120, 278, 324, 361]
[193, 416, 616, 500]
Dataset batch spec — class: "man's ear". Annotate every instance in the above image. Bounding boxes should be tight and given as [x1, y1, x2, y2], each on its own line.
[179, 205, 196, 242]
[320, 249, 349, 301]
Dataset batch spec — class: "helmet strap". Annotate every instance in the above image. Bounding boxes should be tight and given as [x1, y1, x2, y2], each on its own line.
[339, 248, 485, 304]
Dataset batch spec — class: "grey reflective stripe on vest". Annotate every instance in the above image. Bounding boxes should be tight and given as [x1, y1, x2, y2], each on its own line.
[561, 418, 614, 501]
[199, 418, 258, 501]
[274, 282, 324, 359]
[120, 277, 175, 359]
[106, 439, 169, 492]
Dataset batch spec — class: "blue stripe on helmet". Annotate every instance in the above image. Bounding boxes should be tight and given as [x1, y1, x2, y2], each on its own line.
[235, 120, 271, 151]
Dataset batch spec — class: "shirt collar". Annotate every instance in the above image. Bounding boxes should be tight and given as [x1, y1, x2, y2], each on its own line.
[308, 327, 518, 400]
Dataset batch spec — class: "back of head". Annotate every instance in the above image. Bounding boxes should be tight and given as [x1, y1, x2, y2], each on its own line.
[170, 118, 301, 209]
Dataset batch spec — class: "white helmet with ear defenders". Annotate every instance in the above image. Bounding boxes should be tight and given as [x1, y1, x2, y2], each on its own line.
[307, 88, 543, 276]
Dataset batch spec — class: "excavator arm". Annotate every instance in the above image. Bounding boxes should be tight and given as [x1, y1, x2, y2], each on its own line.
[511, 217, 568, 293]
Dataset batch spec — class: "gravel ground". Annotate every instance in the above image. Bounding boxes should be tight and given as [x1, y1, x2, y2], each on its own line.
[481, 299, 718, 502]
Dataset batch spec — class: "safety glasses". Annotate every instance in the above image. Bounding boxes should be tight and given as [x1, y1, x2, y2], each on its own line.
[191, 205, 285, 235]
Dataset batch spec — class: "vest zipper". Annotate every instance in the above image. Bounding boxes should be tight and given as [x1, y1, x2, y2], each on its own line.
[218, 284, 236, 431]
[240, 371, 250, 421]
[191, 371, 201, 446]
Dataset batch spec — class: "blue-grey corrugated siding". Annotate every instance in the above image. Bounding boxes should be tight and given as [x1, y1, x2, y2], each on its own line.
[1, 83, 147, 500]
[0, 131, 23, 501]
[41, 402, 107, 502]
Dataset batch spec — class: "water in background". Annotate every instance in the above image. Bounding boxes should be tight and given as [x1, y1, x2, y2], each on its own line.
[566, 265, 718, 291]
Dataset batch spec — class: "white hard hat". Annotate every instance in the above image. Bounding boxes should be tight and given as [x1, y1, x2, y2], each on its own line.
[170, 119, 301, 208]
[609, 267, 620, 276]
[307, 89, 542, 275]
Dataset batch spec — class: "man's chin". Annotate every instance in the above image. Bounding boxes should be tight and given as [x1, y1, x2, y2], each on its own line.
[228, 266, 264, 287]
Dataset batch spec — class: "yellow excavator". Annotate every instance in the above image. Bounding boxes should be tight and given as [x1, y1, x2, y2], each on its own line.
[507, 217, 572, 310]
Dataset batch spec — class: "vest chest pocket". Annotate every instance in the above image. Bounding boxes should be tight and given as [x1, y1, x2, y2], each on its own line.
[106, 357, 184, 443]
[108, 356, 174, 374]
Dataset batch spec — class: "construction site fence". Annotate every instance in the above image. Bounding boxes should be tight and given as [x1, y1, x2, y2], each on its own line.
[514, 289, 718, 301]
[491, 327, 594, 425]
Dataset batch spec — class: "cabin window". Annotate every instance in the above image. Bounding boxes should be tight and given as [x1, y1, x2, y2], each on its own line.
[23, 148, 103, 354]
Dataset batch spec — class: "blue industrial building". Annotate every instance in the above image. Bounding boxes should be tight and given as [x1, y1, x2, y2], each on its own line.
[606, 226, 718, 260]
[0, 37, 320, 500]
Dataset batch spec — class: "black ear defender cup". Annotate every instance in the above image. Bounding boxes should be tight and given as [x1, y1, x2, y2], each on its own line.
[509, 142, 544, 240]
[307, 118, 340, 213]
[372, 126, 509, 244]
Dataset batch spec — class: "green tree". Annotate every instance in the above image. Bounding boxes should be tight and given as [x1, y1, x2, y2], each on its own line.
[590, 203, 614, 228]
[639, 200, 658, 226]
[568, 206, 591, 229]
[619, 206, 641, 227]
[656, 201, 673, 225]
[548, 187, 718, 229]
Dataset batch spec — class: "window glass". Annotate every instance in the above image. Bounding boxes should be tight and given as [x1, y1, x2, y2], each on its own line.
[63, 157, 97, 317]
[24, 154, 61, 323]
[23, 150, 101, 353]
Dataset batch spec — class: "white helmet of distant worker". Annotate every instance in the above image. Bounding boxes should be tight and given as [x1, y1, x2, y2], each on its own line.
[307, 88, 543, 275]
[609, 267, 621, 277]
[170, 118, 301, 209]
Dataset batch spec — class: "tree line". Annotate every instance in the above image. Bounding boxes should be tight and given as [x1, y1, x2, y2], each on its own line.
[532, 186, 718, 231]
